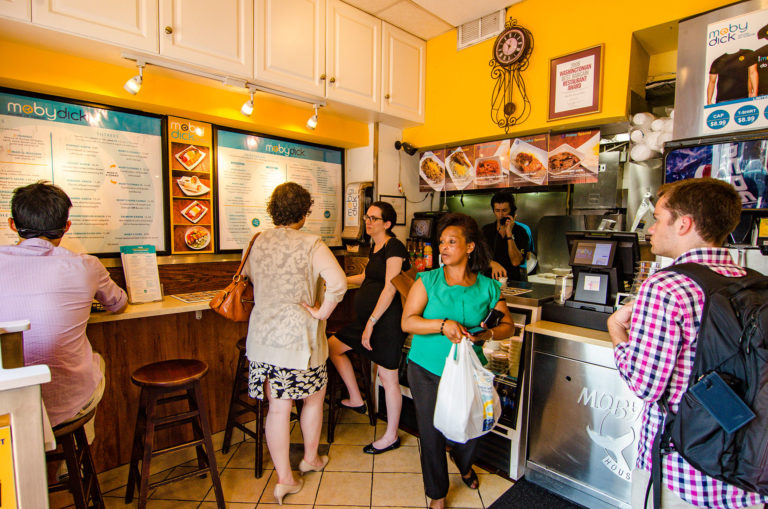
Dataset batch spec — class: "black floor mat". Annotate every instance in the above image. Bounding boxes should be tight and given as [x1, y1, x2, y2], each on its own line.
[488, 477, 588, 509]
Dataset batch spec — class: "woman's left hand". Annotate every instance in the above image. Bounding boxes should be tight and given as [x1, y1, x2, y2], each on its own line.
[468, 327, 493, 344]
[301, 302, 323, 319]
[361, 321, 374, 350]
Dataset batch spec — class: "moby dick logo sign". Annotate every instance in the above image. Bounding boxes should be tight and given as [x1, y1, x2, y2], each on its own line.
[577, 386, 642, 482]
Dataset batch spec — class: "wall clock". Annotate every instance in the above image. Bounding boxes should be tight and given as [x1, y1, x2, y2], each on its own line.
[490, 20, 533, 132]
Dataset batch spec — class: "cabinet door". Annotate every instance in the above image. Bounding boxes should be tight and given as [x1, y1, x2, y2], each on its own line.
[160, 0, 253, 78]
[0, 0, 30, 21]
[326, 0, 380, 110]
[381, 23, 424, 122]
[255, 0, 325, 97]
[31, 0, 158, 52]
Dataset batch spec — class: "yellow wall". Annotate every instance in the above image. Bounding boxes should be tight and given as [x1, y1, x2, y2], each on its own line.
[404, 0, 736, 148]
[0, 39, 369, 149]
[648, 50, 678, 80]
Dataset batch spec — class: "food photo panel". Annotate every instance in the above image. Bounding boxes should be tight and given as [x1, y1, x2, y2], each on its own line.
[172, 143, 209, 172]
[475, 140, 510, 188]
[509, 134, 549, 187]
[548, 130, 599, 184]
[172, 174, 211, 198]
[419, 148, 446, 192]
[445, 145, 476, 191]
[173, 224, 212, 252]
[173, 198, 211, 226]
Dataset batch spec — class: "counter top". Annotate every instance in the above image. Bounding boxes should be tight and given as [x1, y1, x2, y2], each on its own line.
[526, 320, 611, 348]
[0, 364, 51, 391]
[503, 281, 556, 308]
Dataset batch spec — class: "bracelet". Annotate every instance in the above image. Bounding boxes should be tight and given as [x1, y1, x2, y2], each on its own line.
[439, 318, 447, 335]
[507, 236, 515, 241]
[368, 315, 378, 324]
[490, 328, 494, 340]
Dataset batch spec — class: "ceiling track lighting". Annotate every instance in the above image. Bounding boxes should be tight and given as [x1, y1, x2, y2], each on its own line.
[394, 141, 418, 156]
[124, 62, 144, 95]
[121, 52, 326, 113]
[306, 104, 319, 130]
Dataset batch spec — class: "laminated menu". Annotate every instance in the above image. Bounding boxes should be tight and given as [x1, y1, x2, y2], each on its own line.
[120, 245, 162, 304]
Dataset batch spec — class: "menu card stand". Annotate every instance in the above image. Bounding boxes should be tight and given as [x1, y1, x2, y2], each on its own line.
[120, 245, 163, 304]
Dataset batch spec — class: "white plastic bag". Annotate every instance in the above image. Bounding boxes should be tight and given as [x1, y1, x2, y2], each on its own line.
[433, 338, 501, 443]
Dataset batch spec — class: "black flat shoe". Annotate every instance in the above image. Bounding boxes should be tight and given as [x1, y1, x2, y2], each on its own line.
[363, 437, 401, 455]
[339, 402, 366, 414]
[449, 451, 479, 490]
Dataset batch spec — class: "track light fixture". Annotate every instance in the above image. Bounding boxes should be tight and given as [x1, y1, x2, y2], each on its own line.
[241, 88, 255, 117]
[394, 141, 418, 156]
[123, 64, 144, 95]
[306, 104, 319, 130]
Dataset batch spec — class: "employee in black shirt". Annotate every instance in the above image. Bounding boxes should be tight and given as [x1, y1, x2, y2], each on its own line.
[707, 48, 757, 104]
[482, 191, 533, 282]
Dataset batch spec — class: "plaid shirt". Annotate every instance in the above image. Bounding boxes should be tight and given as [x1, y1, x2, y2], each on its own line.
[614, 248, 768, 508]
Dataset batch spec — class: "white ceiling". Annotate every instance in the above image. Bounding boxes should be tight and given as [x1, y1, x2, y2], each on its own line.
[342, 0, 520, 40]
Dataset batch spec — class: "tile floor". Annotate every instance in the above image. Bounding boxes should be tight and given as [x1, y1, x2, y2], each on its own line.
[51, 407, 514, 508]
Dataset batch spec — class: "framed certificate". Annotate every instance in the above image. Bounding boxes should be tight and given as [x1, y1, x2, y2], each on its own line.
[378, 195, 406, 225]
[548, 44, 604, 121]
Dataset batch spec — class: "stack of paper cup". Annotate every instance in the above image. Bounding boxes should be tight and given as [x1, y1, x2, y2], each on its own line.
[507, 337, 524, 377]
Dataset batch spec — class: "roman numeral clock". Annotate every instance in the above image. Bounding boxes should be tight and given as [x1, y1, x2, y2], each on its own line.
[490, 20, 533, 132]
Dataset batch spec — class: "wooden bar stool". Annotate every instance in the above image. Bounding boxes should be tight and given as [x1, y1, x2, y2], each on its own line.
[125, 359, 225, 509]
[221, 337, 266, 478]
[46, 408, 103, 509]
[326, 348, 377, 443]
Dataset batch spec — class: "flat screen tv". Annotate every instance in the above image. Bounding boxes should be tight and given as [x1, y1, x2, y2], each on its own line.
[664, 135, 768, 210]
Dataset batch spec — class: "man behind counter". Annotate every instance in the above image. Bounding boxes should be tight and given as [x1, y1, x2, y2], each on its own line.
[482, 191, 533, 282]
[0, 181, 127, 440]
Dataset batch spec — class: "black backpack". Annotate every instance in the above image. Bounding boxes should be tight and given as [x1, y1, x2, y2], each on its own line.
[650, 262, 768, 508]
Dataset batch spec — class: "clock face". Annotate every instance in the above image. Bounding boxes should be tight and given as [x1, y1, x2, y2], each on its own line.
[494, 28, 529, 66]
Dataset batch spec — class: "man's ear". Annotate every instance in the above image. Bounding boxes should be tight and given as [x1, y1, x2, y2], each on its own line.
[64, 220, 71, 233]
[8, 218, 17, 232]
[678, 215, 695, 236]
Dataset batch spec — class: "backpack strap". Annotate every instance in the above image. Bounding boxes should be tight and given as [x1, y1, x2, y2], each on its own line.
[666, 262, 759, 294]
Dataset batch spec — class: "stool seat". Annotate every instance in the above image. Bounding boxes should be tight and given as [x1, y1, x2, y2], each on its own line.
[52, 408, 97, 436]
[131, 359, 208, 387]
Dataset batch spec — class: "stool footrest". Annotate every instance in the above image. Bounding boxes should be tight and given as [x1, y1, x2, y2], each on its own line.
[149, 467, 210, 489]
[232, 421, 260, 441]
[150, 437, 205, 457]
[152, 410, 199, 427]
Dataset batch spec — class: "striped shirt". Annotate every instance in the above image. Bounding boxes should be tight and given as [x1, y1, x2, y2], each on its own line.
[614, 247, 768, 508]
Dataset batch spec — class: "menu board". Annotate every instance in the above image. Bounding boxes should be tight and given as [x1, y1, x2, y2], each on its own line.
[0, 90, 164, 254]
[216, 129, 343, 250]
[548, 129, 599, 184]
[167, 117, 214, 253]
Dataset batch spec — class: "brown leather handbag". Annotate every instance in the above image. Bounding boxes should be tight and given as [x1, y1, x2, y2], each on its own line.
[209, 233, 260, 322]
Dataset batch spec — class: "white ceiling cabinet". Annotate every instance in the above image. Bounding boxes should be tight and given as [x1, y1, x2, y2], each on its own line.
[0, 0, 30, 21]
[381, 23, 425, 123]
[31, 0, 159, 53]
[254, 0, 325, 97]
[159, 0, 253, 78]
[326, 0, 380, 111]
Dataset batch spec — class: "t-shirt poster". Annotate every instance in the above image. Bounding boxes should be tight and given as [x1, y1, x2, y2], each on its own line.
[703, 8, 768, 134]
[0, 91, 164, 254]
[548, 130, 599, 184]
[167, 117, 214, 253]
[216, 129, 343, 250]
[509, 134, 549, 187]
[474, 140, 509, 189]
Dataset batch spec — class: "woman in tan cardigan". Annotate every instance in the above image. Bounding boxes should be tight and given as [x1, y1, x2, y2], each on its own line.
[242, 182, 346, 505]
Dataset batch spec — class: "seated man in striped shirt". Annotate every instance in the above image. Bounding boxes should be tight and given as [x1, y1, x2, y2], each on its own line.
[608, 178, 768, 509]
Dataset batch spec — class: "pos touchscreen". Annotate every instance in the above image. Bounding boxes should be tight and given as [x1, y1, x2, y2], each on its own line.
[569, 240, 617, 268]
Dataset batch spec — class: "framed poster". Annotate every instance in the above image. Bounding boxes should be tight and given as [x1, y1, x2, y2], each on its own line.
[378, 195, 406, 225]
[0, 88, 166, 255]
[548, 45, 603, 121]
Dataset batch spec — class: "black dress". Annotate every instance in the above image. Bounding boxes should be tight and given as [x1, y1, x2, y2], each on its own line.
[336, 238, 410, 369]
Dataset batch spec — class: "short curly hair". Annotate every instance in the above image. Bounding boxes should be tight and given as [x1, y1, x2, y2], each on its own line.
[267, 182, 314, 226]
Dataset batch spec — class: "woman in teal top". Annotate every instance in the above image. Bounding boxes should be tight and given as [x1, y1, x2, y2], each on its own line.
[402, 213, 515, 509]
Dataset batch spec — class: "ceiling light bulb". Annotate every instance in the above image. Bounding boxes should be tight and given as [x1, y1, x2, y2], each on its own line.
[241, 89, 255, 117]
[306, 104, 319, 130]
[123, 65, 143, 95]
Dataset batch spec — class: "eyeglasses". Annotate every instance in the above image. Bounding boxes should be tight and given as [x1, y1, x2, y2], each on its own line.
[363, 215, 383, 223]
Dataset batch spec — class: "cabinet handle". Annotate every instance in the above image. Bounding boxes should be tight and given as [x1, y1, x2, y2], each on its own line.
[319, 74, 326, 81]
[384, 94, 391, 100]
[329, 77, 336, 84]
[164, 26, 173, 34]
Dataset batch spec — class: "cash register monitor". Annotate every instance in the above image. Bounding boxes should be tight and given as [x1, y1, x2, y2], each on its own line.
[569, 240, 617, 268]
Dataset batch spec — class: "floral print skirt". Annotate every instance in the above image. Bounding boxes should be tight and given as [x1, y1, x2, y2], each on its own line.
[248, 361, 327, 400]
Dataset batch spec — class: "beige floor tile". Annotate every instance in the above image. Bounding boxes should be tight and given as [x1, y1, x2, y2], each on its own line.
[200, 503, 255, 508]
[256, 504, 312, 508]
[477, 472, 513, 507]
[372, 472, 427, 507]
[444, 473, 483, 508]
[204, 467, 270, 503]
[148, 465, 215, 501]
[103, 466, 172, 500]
[227, 440, 274, 470]
[446, 452, 460, 474]
[102, 496, 139, 509]
[315, 471, 372, 506]
[260, 469, 322, 505]
[338, 406, 375, 424]
[372, 507, 427, 509]
[328, 423, 376, 445]
[326, 444, 374, 472]
[97, 463, 130, 493]
[376, 423, 420, 447]
[104, 497, 198, 509]
[372, 443, 422, 473]
[317, 506, 370, 509]
[179, 444, 237, 471]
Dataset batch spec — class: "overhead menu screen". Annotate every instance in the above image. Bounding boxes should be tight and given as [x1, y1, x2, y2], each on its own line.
[216, 129, 343, 250]
[570, 240, 616, 268]
[0, 90, 165, 254]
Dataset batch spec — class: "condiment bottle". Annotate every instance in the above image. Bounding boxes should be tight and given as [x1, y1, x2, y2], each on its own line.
[424, 242, 432, 269]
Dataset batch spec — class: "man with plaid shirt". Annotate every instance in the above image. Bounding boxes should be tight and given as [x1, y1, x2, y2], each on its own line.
[608, 178, 767, 509]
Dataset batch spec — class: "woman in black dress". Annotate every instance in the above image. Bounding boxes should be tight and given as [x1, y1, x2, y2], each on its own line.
[328, 201, 410, 454]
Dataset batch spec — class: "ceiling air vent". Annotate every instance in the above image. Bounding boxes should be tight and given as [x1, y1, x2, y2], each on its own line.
[457, 9, 505, 50]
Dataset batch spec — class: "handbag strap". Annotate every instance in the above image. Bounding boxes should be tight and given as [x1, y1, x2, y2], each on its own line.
[234, 232, 261, 277]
